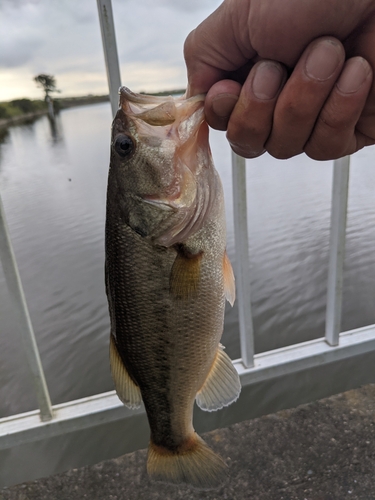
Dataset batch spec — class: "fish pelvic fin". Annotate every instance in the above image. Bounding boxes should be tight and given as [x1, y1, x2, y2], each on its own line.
[109, 335, 142, 409]
[170, 245, 203, 300]
[223, 250, 235, 306]
[147, 433, 227, 489]
[196, 344, 241, 412]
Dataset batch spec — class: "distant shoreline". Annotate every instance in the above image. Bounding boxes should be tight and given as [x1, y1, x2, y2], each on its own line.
[0, 90, 186, 130]
[0, 110, 47, 130]
[0, 95, 110, 130]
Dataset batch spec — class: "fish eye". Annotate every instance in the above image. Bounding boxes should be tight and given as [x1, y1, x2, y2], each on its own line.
[114, 134, 134, 158]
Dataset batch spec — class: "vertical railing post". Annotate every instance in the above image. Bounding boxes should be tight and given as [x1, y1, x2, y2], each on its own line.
[0, 195, 53, 421]
[325, 156, 350, 346]
[232, 152, 255, 368]
[97, 0, 122, 118]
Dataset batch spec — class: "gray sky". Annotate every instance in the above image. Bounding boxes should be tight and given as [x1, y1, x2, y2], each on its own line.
[0, 0, 221, 101]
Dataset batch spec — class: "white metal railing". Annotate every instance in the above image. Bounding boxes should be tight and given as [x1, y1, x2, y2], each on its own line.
[0, 196, 53, 422]
[231, 153, 255, 368]
[325, 157, 350, 346]
[0, 0, 375, 482]
[97, 0, 121, 117]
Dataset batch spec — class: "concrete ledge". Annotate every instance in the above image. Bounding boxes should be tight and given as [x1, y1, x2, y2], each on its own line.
[2, 384, 375, 500]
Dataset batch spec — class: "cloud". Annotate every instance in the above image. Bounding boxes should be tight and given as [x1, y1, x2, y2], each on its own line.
[143, 0, 219, 12]
[0, 2, 44, 68]
[121, 61, 186, 93]
[0, 0, 222, 100]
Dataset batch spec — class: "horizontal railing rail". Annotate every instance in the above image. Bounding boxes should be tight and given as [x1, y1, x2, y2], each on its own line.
[1, 324, 374, 451]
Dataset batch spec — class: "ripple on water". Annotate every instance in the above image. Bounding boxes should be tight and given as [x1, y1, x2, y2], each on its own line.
[0, 107, 374, 415]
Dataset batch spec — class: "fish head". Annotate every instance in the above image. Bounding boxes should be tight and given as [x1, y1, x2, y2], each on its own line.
[107, 87, 221, 246]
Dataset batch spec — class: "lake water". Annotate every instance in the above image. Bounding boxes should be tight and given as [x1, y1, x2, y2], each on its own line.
[0, 102, 375, 418]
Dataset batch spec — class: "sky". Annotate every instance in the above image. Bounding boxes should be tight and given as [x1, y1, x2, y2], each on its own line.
[0, 0, 221, 101]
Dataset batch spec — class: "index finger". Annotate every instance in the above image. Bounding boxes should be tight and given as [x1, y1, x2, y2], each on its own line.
[183, 3, 256, 96]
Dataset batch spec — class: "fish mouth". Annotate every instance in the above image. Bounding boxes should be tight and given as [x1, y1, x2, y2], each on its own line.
[119, 86, 185, 105]
[119, 87, 205, 129]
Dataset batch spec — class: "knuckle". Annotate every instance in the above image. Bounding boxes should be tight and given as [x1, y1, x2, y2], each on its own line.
[226, 135, 263, 159]
[266, 142, 301, 160]
[230, 144, 265, 159]
[227, 116, 265, 144]
[316, 111, 345, 133]
[304, 109, 356, 160]
[317, 93, 359, 132]
[304, 140, 345, 161]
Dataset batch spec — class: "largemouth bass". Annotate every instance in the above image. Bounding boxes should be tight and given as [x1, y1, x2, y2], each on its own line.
[105, 87, 241, 489]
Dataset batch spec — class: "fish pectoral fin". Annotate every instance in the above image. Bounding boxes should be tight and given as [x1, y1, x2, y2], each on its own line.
[223, 250, 235, 306]
[109, 336, 142, 409]
[196, 344, 241, 412]
[170, 245, 203, 300]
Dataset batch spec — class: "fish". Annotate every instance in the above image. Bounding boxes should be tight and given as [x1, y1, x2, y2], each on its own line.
[105, 86, 241, 489]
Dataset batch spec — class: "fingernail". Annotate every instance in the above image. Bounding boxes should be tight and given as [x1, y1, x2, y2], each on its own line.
[305, 39, 342, 81]
[212, 94, 238, 117]
[252, 61, 283, 100]
[336, 57, 371, 94]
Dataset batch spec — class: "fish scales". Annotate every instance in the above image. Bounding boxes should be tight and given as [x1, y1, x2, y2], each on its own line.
[105, 87, 241, 489]
[106, 200, 225, 442]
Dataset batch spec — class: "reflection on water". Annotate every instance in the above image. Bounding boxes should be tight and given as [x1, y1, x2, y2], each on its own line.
[0, 102, 374, 420]
[47, 114, 61, 144]
[0, 128, 9, 145]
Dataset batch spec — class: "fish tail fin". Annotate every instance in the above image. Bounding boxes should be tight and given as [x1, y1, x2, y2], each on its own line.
[147, 433, 227, 489]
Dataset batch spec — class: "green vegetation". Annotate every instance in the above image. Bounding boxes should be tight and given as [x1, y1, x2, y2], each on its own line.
[0, 89, 186, 129]
[0, 99, 47, 120]
[141, 88, 186, 96]
[54, 94, 109, 109]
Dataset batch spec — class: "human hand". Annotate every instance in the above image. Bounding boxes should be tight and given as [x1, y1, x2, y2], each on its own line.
[184, 0, 375, 160]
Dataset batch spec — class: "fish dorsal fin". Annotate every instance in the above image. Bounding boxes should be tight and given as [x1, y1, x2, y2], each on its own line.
[223, 251, 235, 306]
[109, 335, 142, 409]
[170, 246, 203, 300]
[196, 344, 241, 412]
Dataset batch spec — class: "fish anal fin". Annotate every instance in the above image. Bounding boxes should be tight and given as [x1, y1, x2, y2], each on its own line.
[196, 344, 241, 412]
[223, 250, 235, 306]
[170, 246, 203, 300]
[147, 433, 227, 489]
[109, 335, 142, 409]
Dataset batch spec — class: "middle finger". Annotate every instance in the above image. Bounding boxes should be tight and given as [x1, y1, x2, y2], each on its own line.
[266, 37, 345, 159]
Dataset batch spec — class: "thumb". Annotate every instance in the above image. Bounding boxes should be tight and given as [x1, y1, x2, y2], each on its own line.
[184, 1, 256, 97]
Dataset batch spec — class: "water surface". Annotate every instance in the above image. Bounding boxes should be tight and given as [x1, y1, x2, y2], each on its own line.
[0, 102, 374, 420]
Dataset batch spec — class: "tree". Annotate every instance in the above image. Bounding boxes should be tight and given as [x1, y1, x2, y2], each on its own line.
[34, 74, 60, 100]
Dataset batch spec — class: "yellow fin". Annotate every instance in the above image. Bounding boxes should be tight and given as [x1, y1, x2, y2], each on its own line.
[170, 247, 203, 300]
[136, 101, 176, 126]
[147, 433, 227, 489]
[196, 344, 241, 412]
[109, 336, 142, 409]
[223, 250, 235, 306]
